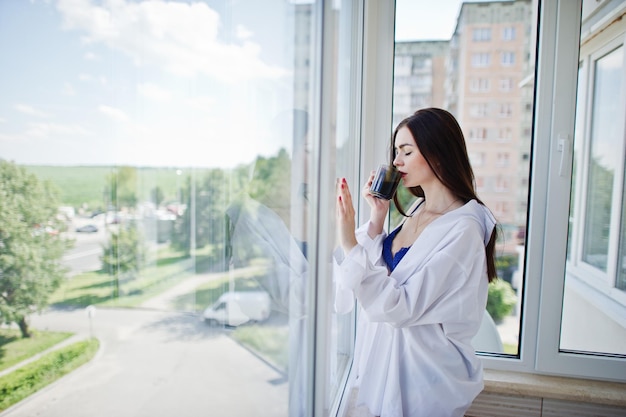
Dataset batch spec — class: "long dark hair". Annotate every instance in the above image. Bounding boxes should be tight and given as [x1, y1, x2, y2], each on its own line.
[390, 108, 499, 282]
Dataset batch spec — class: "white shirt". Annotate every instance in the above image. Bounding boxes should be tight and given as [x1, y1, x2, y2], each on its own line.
[333, 200, 496, 417]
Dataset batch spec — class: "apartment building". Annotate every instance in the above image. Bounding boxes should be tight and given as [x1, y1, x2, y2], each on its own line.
[394, 0, 533, 244]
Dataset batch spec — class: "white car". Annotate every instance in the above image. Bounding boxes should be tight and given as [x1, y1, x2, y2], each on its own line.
[203, 291, 271, 327]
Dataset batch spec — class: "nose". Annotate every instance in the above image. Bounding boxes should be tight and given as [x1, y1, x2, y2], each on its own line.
[393, 154, 402, 167]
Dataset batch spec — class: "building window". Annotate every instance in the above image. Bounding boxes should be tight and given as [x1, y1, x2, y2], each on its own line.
[470, 103, 489, 118]
[473, 27, 492, 42]
[495, 176, 510, 192]
[498, 127, 513, 141]
[468, 127, 488, 142]
[503, 26, 517, 41]
[496, 152, 511, 167]
[472, 53, 491, 67]
[470, 77, 490, 92]
[501, 51, 516, 66]
[500, 77, 514, 91]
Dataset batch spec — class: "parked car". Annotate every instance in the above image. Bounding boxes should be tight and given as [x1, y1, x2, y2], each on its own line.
[76, 224, 98, 233]
[203, 291, 271, 327]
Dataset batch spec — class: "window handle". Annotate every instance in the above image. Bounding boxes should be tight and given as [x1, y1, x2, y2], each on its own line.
[557, 133, 570, 177]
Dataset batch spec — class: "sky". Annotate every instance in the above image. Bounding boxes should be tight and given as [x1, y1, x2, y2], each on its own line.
[395, 0, 464, 41]
[0, 0, 465, 168]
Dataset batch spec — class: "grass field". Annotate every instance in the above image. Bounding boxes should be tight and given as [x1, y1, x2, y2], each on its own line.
[0, 338, 99, 413]
[22, 165, 204, 211]
[0, 330, 73, 373]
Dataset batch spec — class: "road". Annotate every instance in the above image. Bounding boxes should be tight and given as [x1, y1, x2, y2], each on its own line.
[2, 307, 288, 417]
[1, 217, 290, 416]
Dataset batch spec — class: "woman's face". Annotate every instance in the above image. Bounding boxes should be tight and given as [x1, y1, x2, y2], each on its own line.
[393, 126, 435, 188]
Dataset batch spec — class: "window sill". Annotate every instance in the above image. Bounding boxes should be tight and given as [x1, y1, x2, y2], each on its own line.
[482, 369, 626, 407]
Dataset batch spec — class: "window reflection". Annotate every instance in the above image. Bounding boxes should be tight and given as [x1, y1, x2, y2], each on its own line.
[0, 1, 321, 415]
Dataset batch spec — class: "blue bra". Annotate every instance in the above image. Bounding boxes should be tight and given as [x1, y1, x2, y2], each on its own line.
[382, 201, 422, 272]
[382, 226, 410, 272]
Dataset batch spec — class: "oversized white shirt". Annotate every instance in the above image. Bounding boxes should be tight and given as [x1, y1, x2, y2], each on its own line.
[333, 199, 496, 417]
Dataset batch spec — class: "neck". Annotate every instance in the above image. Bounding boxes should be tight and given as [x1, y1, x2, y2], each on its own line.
[421, 188, 460, 214]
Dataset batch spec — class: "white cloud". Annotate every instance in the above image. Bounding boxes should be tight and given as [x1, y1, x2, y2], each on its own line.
[185, 96, 215, 113]
[236, 24, 254, 40]
[137, 83, 171, 101]
[62, 82, 76, 95]
[24, 122, 91, 138]
[99, 105, 129, 122]
[84, 51, 99, 60]
[15, 104, 50, 118]
[56, 0, 288, 82]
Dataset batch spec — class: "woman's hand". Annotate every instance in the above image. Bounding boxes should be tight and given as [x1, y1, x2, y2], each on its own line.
[336, 178, 358, 253]
[362, 170, 390, 237]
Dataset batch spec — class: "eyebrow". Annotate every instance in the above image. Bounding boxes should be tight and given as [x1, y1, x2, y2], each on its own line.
[395, 143, 413, 150]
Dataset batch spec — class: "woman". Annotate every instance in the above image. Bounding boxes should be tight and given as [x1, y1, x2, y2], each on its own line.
[334, 108, 498, 417]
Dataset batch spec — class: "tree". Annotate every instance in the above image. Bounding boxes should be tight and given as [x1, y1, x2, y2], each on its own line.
[105, 166, 138, 211]
[172, 168, 229, 256]
[101, 226, 144, 298]
[0, 160, 72, 338]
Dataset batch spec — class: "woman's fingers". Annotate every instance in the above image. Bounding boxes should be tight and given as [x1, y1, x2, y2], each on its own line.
[336, 177, 357, 252]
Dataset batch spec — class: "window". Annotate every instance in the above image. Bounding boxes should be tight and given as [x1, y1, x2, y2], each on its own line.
[3, 3, 626, 417]
[470, 103, 490, 118]
[501, 51, 516, 66]
[468, 127, 488, 141]
[561, 39, 626, 356]
[495, 177, 510, 192]
[473, 27, 492, 42]
[500, 77, 514, 91]
[496, 152, 511, 167]
[0, 1, 358, 415]
[534, 0, 626, 381]
[498, 127, 513, 141]
[499, 103, 513, 117]
[472, 53, 491, 67]
[503, 26, 517, 41]
[470, 77, 490, 92]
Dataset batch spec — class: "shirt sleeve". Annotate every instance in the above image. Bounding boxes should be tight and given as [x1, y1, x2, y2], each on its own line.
[341, 220, 487, 328]
[333, 221, 387, 314]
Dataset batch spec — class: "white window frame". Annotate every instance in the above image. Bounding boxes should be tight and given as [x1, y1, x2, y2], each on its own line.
[528, 0, 626, 381]
[567, 36, 626, 300]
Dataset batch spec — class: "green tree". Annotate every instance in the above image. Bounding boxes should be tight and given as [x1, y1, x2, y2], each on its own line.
[105, 166, 138, 211]
[0, 161, 72, 338]
[172, 169, 229, 259]
[248, 149, 291, 224]
[101, 226, 144, 298]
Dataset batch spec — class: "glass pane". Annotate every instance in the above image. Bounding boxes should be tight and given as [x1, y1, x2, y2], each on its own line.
[560, 0, 626, 356]
[581, 46, 623, 272]
[329, 0, 360, 406]
[0, 1, 319, 415]
[394, 0, 538, 356]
